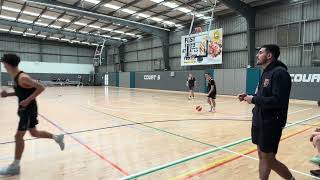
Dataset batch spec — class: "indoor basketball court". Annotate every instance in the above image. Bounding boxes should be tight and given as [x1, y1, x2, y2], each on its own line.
[0, 0, 320, 180]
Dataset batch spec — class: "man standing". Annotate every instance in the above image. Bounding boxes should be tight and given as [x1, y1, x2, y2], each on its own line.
[187, 73, 196, 100]
[205, 73, 216, 112]
[0, 54, 65, 176]
[239, 45, 295, 180]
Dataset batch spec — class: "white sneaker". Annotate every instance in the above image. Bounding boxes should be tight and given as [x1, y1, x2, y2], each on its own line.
[55, 134, 65, 151]
[0, 164, 20, 176]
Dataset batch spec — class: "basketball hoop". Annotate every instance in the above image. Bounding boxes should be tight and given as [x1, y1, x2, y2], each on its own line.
[194, 27, 203, 33]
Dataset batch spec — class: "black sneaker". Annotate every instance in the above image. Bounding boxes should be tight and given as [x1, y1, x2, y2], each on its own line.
[310, 169, 320, 177]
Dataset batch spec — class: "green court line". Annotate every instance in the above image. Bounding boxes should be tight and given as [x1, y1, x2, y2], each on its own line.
[86, 103, 319, 179]
[119, 114, 320, 180]
[85, 105, 221, 148]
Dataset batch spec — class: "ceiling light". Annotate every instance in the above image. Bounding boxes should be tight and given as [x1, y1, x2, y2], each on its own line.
[41, 15, 57, 20]
[23, 11, 40, 16]
[50, 25, 62, 29]
[137, 13, 151, 18]
[58, 18, 71, 23]
[88, 25, 100, 29]
[11, 30, 23, 34]
[35, 22, 49, 26]
[0, 28, 9, 32]
[104, 3, 121, 10]
[0, 15, 16, 21]
[150, 17, 163, 22]
[36, 34, 47, 38]
[74, 21, 87, 26]
[24, 32, 36, 36]
[114, 30, 124, 34]
[177, 7, 192, 13]
[18, 19, 34, 24]
[84, 0, 100, 4]
[162, 2, 179, 8]
[1, 6, 20, 13]
[121, 8, 136, 14]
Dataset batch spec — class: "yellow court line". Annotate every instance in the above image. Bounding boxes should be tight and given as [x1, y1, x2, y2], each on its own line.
[170, 122, 319, 180]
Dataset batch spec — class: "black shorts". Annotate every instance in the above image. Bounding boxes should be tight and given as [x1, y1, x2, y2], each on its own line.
[251, 125, 282, 154]
[188, 85, 194, 90]
[207, 93, 216, 99]
[17, 104, 38, 131]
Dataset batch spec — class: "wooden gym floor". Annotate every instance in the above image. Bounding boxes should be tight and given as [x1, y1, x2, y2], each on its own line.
[0, 86, 319, 180]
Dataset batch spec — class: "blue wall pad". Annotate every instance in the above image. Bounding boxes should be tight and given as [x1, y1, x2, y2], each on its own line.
[130, 72, 135, 88]
[246, 68, 261, 95]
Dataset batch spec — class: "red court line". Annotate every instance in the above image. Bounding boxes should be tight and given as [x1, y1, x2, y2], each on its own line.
[183, 126, 313, 180]
[38, 113, 129, 176]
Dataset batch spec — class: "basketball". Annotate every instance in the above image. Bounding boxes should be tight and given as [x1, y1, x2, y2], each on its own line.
[196, 106, 202, 111]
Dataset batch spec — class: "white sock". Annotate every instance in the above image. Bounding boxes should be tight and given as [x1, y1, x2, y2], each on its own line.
[52, 135, 58, 141]
[11, 160, 20, 167]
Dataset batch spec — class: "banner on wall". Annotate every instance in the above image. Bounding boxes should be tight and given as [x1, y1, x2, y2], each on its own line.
[181, 28, 223, 66]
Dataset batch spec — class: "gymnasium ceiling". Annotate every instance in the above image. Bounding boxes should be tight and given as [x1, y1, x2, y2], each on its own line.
[0, 0, 289, 46]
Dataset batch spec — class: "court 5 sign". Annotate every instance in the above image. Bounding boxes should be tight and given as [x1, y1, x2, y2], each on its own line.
[290, 74, 320, 83]
[144, 75, 161, 80]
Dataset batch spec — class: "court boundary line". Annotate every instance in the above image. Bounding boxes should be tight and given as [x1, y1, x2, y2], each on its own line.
[119, 114, 320, 180]
[38, 113, 130, 176]
[171, 121, 320, 180]
[0, 118, 252, 145]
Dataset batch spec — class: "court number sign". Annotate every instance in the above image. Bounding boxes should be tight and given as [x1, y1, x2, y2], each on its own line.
[144, 75, 161, 81]
[290, 74, 320, 83]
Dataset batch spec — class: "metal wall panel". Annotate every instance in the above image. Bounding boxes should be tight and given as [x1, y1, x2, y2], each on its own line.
[78, 57, 91, 64]
[125, 52, 138, 62]
[78, 47, 93, 57]
[152, 47, 163, 59]
[303, 0, 320, 20]
[137, 39, 152, 50]
[221, 51, 248, 69]
[255, 29, 276, 47]
[304, 21, 320, 42]
[137, 50, 152, 61]
[256, 4, 302, 28]
[169, 44, 181, 58]
[279, 47, 301, 67]
[223, 33, 247, 51]
[23, 53, 41, 62]
[20, 43, 40, 53]
[219, 16, 247, 34]
[60, 46, 77, 56]
[42, 45, 60, 54]
[125, 42, 137, 52]
[152, 37, 162, 47]
[61, 56, 78, 64]
[42, 55, 60, 62]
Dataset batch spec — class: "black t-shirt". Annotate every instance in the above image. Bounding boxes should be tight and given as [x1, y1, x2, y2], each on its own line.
[188, 77, 196, 87]
[207, 79, 216, 94]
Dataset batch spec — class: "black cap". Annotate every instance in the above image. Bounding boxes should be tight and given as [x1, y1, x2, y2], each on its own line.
[0, 54, 20, 67]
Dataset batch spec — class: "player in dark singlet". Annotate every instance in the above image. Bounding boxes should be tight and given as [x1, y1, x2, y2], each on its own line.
[0, 54, 65, 176]
[205, 73, 216, 112]
[187, 74, 196, 100]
